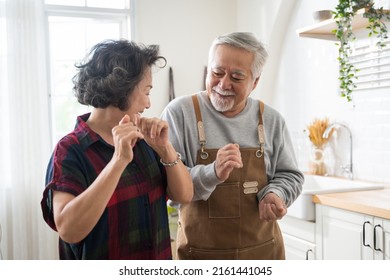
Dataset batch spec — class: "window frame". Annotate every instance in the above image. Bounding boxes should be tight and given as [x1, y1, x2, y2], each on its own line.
[43, 1, 134, 147]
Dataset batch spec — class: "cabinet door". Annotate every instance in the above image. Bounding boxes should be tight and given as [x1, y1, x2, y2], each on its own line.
[283, 233, 316, 260]
[384, 219, 390, 260]
[373, 218, 390, 260]
[316, 205, 374, 260]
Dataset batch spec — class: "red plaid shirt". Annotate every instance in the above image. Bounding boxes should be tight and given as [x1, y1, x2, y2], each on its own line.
[41, 113, 172, 260]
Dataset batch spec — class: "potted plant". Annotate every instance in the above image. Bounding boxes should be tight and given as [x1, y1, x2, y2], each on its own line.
[333, 0, 390, 102]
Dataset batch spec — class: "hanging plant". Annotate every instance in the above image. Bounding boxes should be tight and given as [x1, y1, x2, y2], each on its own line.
[333, 0, 390, 102]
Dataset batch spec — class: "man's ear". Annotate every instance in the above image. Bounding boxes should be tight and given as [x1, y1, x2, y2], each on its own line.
[252, 76, 260, 91]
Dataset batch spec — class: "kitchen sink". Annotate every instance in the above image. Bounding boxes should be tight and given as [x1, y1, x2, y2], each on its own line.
[287, 174, 384, 221]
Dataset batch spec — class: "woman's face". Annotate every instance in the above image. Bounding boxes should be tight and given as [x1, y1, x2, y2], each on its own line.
[127, 68, 153, 117]
[206, 44, 259, 117]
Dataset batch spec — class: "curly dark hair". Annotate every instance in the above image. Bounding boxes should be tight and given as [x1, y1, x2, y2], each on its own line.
[73, 39, 166, 111]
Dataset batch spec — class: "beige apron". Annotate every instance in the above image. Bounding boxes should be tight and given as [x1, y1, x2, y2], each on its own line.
[176, 95, 285, 260]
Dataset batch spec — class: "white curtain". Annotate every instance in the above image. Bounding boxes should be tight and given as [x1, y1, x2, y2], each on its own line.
[0, 0, 58, 259]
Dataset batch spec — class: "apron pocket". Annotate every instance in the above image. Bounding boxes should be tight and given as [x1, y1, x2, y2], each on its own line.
[238, 238, 277, 260]
[208, 183, 240, 218]
[189, 247, 238, 260]
[188, 239, 278, 260]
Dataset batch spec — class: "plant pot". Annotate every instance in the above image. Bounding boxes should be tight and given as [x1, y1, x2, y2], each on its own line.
[352, 0, 372, 11]
[312, 10, 333, 22]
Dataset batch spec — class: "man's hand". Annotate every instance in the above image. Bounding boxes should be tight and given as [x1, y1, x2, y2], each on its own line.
[258, 192, 287, 221]
[215, 143, 243, 181]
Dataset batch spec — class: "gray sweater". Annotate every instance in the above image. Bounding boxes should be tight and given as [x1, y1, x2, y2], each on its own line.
[160, 91, 303, 207]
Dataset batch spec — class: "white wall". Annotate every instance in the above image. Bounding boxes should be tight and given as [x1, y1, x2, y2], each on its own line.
[132, 0, 237, 117]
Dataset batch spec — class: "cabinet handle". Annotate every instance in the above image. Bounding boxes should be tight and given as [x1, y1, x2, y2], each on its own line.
[373, 224, 383, 252]
[305, 249, 313, 260]
[362, 221, 371, 248]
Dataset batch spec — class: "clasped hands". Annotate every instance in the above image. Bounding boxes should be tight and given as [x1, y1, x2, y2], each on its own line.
[112, 114, 169, 163]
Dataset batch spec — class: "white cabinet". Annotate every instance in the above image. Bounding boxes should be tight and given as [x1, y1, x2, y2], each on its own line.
[316, 205, 390, 260]
[278, 215, 316, 260]
[372, 217, 390, 260]
[282, 233, 316, 260]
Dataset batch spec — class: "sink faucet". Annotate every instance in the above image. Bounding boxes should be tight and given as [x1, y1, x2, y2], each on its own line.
[323, 122, 353, 180]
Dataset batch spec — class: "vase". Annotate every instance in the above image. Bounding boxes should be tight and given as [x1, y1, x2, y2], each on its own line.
[308, 146, 327, 176]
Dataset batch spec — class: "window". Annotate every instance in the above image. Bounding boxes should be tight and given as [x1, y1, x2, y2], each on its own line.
[45, 0, 128, 9]
[44, 0, 132, 145]
[351, 39, 390, 92]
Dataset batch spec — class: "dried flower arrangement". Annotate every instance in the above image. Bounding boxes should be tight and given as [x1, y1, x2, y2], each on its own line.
[306, 117, 334, 148]
[306, 118, 334, 175]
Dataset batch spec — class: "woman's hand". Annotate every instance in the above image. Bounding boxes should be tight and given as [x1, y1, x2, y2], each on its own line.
[137, 117, 169, 152]
[112, 115, 144, 163]
[135, 115, 193, 203]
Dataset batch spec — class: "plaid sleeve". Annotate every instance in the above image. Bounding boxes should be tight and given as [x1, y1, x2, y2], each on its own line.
[40, 136, 89, 231]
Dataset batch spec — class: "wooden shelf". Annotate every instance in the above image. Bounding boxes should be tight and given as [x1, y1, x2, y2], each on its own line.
[297, 8, 390, 41]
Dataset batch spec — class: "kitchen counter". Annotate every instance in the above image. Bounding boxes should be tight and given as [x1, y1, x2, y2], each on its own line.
[312, 187, 390, 220]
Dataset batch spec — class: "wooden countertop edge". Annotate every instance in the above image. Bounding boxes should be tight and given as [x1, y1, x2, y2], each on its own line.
[312, 190, 390, 220]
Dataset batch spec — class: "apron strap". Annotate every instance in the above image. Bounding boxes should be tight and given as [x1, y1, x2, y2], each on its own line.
[191, 94, 208, 159]
[259, 101, 265, 123]
[257, 101, 265, 158]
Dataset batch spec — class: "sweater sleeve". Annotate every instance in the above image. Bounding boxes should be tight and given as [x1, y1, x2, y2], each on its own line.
[256, 107, 304, 207]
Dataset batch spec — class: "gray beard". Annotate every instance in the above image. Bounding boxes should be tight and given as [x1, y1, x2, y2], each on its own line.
[210, 92, 234, 112]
